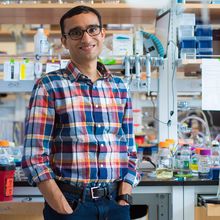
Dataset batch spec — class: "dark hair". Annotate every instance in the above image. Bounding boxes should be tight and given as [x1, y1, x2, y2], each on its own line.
[60, 5, 102, 36]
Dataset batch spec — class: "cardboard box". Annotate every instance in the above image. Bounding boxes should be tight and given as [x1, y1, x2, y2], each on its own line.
[0, 202, 44, 220]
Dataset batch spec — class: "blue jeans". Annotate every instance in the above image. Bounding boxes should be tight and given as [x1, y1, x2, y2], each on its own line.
[43, 190, 130, 220]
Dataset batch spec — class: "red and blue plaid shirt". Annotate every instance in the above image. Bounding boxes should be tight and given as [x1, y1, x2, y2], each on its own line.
[22, 61, 140, 187]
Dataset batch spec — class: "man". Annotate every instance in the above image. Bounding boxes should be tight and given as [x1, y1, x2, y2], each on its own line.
[22, 5, 140, 220]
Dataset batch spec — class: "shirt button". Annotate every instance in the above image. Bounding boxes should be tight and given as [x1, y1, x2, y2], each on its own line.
[100, 164, 104, 168]
[97, 124, 101, 128]
[100, 144, 104, 147]
[95, 104, 98, 108]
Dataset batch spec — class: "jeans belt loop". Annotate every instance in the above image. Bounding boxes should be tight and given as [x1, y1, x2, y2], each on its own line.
[81, 184, 87, 203]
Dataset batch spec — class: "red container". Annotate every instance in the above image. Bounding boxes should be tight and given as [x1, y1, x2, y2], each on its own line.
[135, 135, 145, 145]
[0, 165, 15, 201]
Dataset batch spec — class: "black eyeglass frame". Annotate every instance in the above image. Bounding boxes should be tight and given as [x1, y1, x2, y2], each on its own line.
[63, 25, 102, 40]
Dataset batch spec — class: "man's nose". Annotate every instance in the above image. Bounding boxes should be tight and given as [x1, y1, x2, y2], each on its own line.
[81, 30, 92, 41]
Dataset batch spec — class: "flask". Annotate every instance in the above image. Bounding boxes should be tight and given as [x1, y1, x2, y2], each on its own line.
[198, 149, 212, 179]
[178, 144, 191, 176]
[34, 28, 49, 57]
[156, 141, 173, 179]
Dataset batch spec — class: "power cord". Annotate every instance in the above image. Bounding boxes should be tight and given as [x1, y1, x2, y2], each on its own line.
[150, 92, 172, 127]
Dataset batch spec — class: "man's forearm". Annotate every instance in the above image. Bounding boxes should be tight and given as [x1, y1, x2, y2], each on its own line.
[117, 181, 132, 205]
[37, 179, 73, 214]
[118, 181, 132, 195]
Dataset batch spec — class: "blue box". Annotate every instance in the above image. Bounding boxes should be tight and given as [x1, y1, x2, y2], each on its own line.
[197, 36, 213, 49]
[195, 25, 213, 37]
[180, 37, 197, 49]
[210, 167, 220, 180]
[196, 48, 213, 58]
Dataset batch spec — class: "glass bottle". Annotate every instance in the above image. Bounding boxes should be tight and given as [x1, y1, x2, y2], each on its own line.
[178, 144, 192, 176]
[156, 141, 173, 179]
[198, 149, 212, 179]
[211, 141, 220, 166]
[190, 147, 200, 176]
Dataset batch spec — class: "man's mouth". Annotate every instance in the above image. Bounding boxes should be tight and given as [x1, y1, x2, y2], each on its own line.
[79, 44, 95, 50]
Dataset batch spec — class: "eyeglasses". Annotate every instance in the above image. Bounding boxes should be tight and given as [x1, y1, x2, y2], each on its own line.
[63, 25, 102, 40]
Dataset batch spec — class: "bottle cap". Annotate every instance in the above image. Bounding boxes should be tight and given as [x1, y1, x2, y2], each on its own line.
[165, 139, 175, 144]
[158, 141, 169, 148]
[195, 148, 201, 154]
[200, 149, 211, 156]
[0, 140, 10, 147]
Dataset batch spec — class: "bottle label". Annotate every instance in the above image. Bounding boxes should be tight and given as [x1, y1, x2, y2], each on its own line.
[190, 164, 198, 171]
[40, 39, 49, 54]
[183, 160, 189, 169]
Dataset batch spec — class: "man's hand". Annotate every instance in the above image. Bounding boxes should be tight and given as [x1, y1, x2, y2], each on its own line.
[38, 179, 73, 214]
[117, 181, 132, 206]
[118, 199, 130, 206]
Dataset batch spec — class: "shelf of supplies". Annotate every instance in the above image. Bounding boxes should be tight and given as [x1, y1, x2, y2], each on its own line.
[0, 80, 35, 93]
[0, 30, 12, 37]
[22, 30, 61, 37]
[0, 3, 158, 24]
[183, 3, 220, 23]
[0, 78, 201, 93]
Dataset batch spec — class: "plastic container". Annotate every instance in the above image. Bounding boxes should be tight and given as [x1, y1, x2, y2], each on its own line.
[190, 148, 200, 175]
[178, 13, 196, 26]
[196, 36, 213, 49]
[178, 25, 194, 40]
[180, 37, 197, 49]
[196, 48, 213, 58]
[180, 48, 196, 59]
[198, 149, 212, 179]
[0, 164, 15, 201]
[195, 25, 212, 37]
[156, 141, 173, 179]
[212, 144, 220, 166]
[34, 28, 49, 56]
[178, 144, 192, 176]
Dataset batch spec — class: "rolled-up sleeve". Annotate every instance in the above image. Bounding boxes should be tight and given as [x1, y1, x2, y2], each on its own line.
[122, 89, 141, 187]
[21, 79, 55, 186]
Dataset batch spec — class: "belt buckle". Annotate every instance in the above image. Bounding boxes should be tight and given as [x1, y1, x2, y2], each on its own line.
[90, 186, 100, 199]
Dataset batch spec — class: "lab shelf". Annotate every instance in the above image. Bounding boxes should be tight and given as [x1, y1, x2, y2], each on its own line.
[0, 80, 35, 93]
[183, 3, 220, 23]
[0, 3, 158, 24]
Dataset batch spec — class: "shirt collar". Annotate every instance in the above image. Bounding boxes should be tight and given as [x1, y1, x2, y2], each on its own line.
[65, 61, 112, 82]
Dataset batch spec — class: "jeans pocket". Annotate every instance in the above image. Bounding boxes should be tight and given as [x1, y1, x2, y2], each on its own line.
[111, 198, 130, 208]
[43, 199, 82, 219]
[67, 199, 82, 214]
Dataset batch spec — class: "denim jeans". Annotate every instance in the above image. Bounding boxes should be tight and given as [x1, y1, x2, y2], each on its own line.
[43, 190, 130, 220]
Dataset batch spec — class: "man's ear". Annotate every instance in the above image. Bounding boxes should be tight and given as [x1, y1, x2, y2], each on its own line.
[101, 28, 106, 39]
[61, 36, 68, 49]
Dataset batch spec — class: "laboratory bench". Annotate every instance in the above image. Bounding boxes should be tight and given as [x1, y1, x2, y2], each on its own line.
[0, 172, 219, 220]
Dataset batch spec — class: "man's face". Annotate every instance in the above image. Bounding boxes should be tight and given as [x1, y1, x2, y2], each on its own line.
[61, 12, 105, 64]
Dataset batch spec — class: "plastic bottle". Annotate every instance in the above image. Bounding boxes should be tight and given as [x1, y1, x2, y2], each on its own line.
[34, 28, 49, 56]
[156, 141, 173, 179]
[198, 149, 212, 179]
[190, 148, 200, 176]
[178, 144, 192, 176]
[211, 140, 220, 166]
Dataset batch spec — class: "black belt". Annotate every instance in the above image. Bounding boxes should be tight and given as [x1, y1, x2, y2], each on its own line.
[56, 180, 118, 199]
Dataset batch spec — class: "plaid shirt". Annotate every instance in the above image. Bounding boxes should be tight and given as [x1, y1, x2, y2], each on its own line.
[22, 61, 140, 187]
